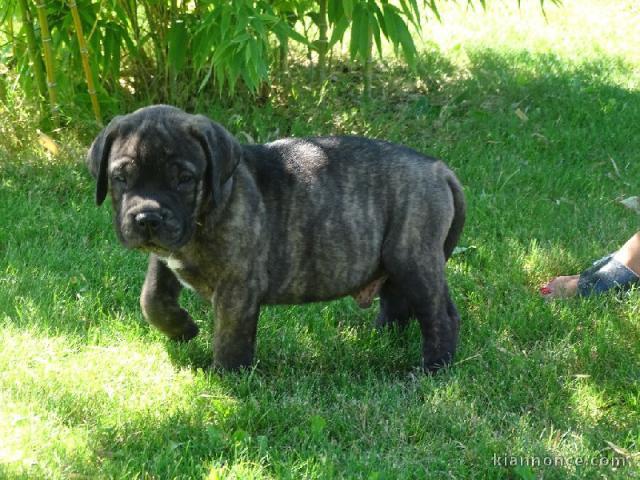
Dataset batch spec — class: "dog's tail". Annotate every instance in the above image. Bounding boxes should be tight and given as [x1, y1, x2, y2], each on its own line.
[443, 171, 466, 261]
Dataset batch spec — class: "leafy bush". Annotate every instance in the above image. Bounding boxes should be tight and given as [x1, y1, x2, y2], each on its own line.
[0, 0, 559, 123]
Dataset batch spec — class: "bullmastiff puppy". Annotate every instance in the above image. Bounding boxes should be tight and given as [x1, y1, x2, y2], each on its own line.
[87, 105, 466, 373]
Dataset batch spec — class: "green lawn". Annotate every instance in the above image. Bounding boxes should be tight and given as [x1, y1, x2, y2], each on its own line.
[1, 1, 639, 478]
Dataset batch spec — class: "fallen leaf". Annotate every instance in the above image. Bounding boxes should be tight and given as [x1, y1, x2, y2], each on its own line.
[620, 196, 640, 214]
[514, 108, 528, 122]
[605, 440, 630, 458]
[452, 245, 477, 256]
[531, 132, 549, 143]
[37, 130, 60, 155]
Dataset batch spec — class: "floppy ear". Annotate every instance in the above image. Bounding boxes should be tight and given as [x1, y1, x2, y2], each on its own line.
[86, 115, 123, 206]
[188, 115, 242, 208]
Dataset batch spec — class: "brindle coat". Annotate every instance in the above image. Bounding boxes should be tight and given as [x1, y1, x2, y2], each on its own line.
[87, 105, 466, 372]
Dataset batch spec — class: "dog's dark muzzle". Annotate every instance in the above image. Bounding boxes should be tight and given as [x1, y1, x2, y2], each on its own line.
[120, 205, 188, 251]
[134, 210, 165, 232]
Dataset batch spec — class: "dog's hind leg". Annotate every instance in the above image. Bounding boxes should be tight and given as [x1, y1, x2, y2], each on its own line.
[140, 254, 199, 341]
[375, 280, 412, 330]
[445, 284, 461, 351]
[414, 259, 458, 373]
[386, 251, 458, 373]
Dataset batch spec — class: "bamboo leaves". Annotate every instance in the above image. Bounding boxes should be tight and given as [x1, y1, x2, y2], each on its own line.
[192, 0, 307, 95]
[321, 0, 420, 83]
[0, 0, 564, 120]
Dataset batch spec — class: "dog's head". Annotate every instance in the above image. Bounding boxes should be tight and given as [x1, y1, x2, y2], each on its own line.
[87, 105, 241, 253]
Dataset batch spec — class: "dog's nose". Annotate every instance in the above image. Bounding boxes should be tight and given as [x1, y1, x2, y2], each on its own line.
[134, 211, 164, 230]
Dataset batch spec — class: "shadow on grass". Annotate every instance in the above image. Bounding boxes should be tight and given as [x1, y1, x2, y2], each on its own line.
[1, 45, 639, 478]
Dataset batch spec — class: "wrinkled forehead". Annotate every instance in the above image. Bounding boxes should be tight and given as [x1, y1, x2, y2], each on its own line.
[111, 116, 205, 167]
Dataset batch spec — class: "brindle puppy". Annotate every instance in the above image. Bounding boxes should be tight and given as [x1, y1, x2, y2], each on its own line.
[87, 105, 466, 373]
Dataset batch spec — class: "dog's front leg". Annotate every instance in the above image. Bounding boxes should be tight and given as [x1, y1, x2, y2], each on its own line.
[140, 254, 199, 341]
[211, 286, 259, 371]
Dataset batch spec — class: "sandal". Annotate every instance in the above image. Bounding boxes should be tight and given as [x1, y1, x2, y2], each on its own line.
[577, 253, 640, 296]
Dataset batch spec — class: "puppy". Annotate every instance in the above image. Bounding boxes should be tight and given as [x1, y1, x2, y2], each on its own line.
[87, 105, 465, 372]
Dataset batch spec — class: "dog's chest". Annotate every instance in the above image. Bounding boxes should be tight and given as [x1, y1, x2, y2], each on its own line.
[162, 256, 214, 298]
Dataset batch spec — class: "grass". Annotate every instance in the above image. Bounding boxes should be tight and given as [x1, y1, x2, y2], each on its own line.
[1, 0, 639, 478]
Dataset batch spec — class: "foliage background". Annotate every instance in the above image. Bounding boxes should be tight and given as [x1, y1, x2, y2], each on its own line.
[0, 0, 562, 124]
[0, 0, 438, 122]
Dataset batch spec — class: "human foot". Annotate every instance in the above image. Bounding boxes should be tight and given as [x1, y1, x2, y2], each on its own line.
[541, 253, 640, 300]
[540, 275, 580, 299]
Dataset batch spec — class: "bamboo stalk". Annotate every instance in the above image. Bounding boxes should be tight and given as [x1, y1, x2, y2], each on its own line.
[17, 0, 48, 103]
[363, 24, 373, 99]
[279, 37, 288, 82]
[117, 0, 150, 94]
[68, 0, 102, 124]
[316, 0, 328, 82]
[33, 0, 58, 119]
[1, 11, 15, 102]
[140, 0, 169, 99]
[8, 9, 17, 62]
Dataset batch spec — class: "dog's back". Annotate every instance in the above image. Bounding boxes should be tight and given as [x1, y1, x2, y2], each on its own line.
[242, 137, 464, 305]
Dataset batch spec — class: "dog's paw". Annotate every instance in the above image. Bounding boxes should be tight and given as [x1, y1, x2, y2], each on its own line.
[422, 352, 454, 374]
[169, 321, 200, 342]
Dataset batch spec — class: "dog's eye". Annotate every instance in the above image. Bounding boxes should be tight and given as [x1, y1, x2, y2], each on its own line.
[178, 172, 194, 185]
[112, 172, 127, 184]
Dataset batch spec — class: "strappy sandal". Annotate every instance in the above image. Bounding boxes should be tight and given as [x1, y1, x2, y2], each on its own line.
[576, 253, 640, 296]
